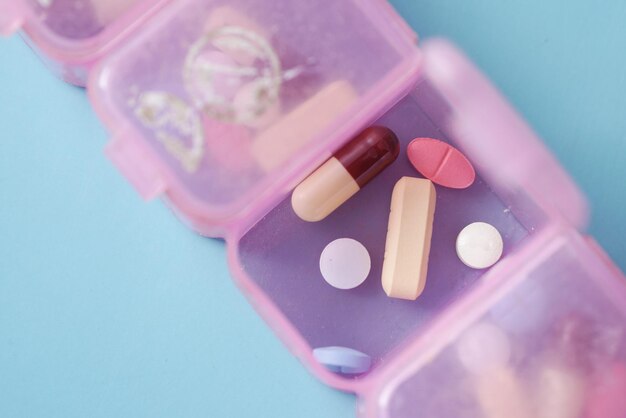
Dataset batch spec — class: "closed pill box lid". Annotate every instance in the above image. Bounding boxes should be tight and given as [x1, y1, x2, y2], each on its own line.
[88, 0, 422, 236]
[359, 230, 626, 418]
[3, 0, 165, 73]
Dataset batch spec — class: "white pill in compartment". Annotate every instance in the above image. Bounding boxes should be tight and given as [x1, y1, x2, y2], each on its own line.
[319, 238, 371, 290]
[456, 222, 504, 269]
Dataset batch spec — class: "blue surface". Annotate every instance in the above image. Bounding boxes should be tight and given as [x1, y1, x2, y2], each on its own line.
[1, 2, 625, 417]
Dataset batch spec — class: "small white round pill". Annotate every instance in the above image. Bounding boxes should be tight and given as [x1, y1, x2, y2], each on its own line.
[456, 222, 504, 269]
[320, 238, 371, 290]
[456, 322, 511, 374]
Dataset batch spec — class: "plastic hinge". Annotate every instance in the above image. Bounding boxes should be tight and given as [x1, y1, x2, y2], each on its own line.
[105, 134, 167, 200]
[0, 1, 24, 36]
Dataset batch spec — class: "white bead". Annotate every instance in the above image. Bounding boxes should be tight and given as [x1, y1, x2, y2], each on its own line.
[456, 222, 504, 269]
[319, 238, 371, 290]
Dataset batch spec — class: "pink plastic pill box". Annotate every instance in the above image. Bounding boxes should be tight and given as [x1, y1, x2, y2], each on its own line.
[9, 0, 626, 416]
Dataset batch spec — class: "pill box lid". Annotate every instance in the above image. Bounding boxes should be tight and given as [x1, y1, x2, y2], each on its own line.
[358, 228, 626, 417]
[87, 0, 422, 237]
[1, 0, 165, 82]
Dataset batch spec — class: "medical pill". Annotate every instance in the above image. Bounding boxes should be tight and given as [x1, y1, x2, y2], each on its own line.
[292, 126, 399, 222]
[319, 238, 370, 290]
[381, 177, 436, 300]
[456, 323, 511, 374]
[456, 222, 503, 269]
[313, 346, 371, 375]
[407, 137, 475, 189]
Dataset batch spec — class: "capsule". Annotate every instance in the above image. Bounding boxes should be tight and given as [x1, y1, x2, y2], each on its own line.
[291, 126, 399, 222]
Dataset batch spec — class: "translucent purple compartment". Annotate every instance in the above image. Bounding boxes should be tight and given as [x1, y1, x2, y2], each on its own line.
[237, 79, 539, 375]
[91, 0, 418, 224]
[28, 0, 100, 39]
[27, 0, 140, 40]
[372, 236, 626, 418]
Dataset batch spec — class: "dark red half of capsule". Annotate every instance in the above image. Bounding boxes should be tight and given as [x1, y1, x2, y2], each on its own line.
[334, 126, 400, 188]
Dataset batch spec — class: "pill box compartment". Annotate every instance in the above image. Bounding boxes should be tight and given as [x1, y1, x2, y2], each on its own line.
[26, 0, 142, 40]
[236, 84, 529, 376]
[233, 40, 589, 385]
[7, 0, 164, 85]
[359, 231, 626, 418]
[89, 0, 421, 234]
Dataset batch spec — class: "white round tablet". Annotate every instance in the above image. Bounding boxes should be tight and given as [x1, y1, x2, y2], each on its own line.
[320, 238, 371, 290]
[456, 222, 504, 269]
[456, 322, 511, 374]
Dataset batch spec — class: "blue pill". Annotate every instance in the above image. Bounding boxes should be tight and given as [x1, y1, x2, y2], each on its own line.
[313, 346, 371, 375]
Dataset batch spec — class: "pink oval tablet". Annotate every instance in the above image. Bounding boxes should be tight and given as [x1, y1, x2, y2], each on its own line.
[407, 138, 475, 189]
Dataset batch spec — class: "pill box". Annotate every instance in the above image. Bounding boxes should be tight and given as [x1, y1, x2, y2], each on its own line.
[0, 0, 164, 85]
[9, 0, 626, 416]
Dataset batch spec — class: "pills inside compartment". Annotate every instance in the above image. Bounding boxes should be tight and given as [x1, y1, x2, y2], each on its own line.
[380, 243, 626, 418]
[237, 92, 532, 377]
[30, 0, 139, 39]
[99, 0, 408, 211]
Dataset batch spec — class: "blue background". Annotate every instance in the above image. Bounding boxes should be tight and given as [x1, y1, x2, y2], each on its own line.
[1, 2, 625, 417]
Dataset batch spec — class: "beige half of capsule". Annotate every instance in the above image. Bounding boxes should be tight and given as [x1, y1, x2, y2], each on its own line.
[291, 157, 360, 222]
[382, 177, 436, 300]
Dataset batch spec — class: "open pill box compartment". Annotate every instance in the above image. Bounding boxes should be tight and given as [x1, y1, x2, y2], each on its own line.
[18, 0, 626, 415]
[0, 0, 165, 85]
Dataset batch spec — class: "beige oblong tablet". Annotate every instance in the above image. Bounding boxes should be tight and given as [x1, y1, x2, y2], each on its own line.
[382, 177, 436, 300]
